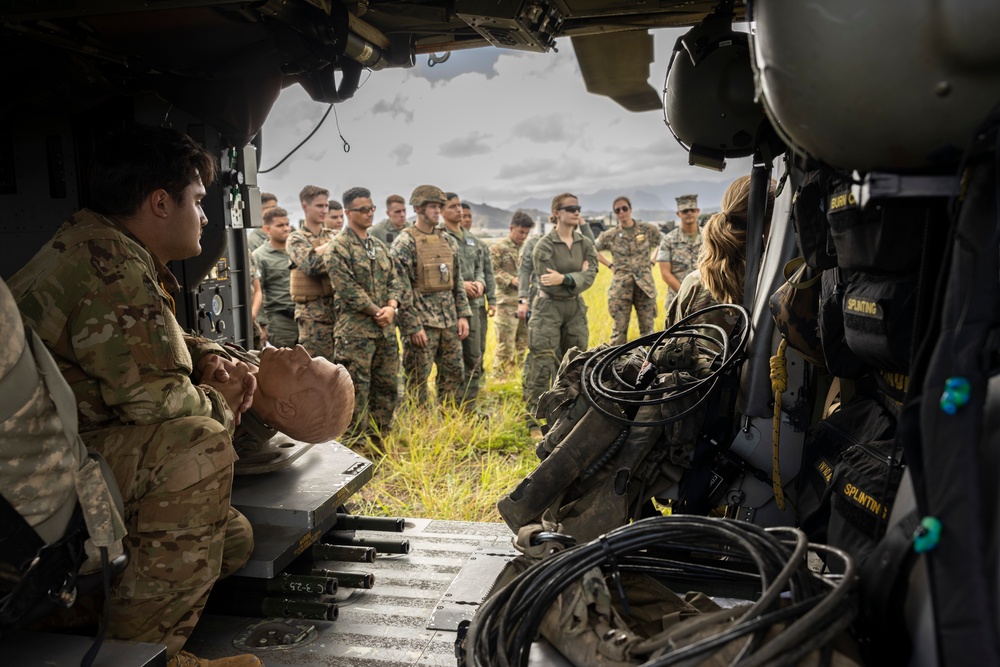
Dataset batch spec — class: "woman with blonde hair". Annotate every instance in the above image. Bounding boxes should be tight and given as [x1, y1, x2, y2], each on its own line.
[665, 175, 775, 327]
[523, 192, 598, 439]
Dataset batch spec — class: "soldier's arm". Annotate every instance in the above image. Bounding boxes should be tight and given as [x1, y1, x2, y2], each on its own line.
[69, 263, 237, 432]
[490, 244, 516, 291]
[327, 241, 377, 315]
[648, 224, 663, 264]
[565, 238, 599, 294]
[450, 239, 473, 319]
[518, 241, 535, 299]
[390, 236, 422, 336]
[286, 231, 326, 276]
[481, 243, 496, 305]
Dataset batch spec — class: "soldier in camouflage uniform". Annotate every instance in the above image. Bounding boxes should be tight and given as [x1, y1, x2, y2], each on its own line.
[8, 126, 261, 667]
[325, 186, 402, 438]
[524, 194, 598, 431]
[246, 191, 276, 255]
[490, 211, 533, 375]
[441, 192, 486, 404]
[251, 206, 298, 348]
[370, 193, 409, 247]
[595, 196, 662, 344]
[287, 185, 337, 359]
[657, 193, 703, 317]
[391, 185, 472, 406]
[462, 201, 495, 381]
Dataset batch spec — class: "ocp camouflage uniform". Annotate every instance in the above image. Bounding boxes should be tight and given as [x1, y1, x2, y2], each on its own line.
[442, 224, 486, 403]
[595, 221, 662, 345]
[246, 227, 268, 255]
[490, 236, 528, 374]
[370, 218, 410, 247]
[325, 228, 401, 436]
[287, 225, 337, 359]
[251, 243, 298, 348]
[8, 209, 251, 658]
[656, 226, 702, 312]
[391, 228, 472, 406]
[524, 228, 598, 421]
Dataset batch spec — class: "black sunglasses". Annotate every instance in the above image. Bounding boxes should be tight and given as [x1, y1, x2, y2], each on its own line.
[349, 205, 377, 214]
[558, 205, 581, 214]
[614, 206, 629, 213]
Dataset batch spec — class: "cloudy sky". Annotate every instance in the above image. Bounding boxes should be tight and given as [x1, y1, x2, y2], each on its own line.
[258, 28, 749, 216]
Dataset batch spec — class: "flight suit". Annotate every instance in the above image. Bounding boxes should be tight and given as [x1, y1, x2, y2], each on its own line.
[251, 243, 298, 348]
[9, 209, 251, 658]
[476, 234, 496, 379]
[370, 218, 410, 248]
[524, 228, 598, 421]
[442, 224, 486, 403]
[595, 221, 662, 344]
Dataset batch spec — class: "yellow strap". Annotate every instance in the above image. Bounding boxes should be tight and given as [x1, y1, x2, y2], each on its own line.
[769, 338, 788, 511]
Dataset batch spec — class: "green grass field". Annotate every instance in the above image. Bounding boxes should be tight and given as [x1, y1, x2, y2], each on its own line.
[350, 262, 671, 522]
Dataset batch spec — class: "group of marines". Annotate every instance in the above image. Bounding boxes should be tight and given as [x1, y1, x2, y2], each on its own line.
[248, 182, 707, 442]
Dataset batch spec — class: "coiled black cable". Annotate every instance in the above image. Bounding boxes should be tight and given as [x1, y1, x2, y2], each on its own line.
[464, 515, 856, 667]
[579, 305, 750, 427]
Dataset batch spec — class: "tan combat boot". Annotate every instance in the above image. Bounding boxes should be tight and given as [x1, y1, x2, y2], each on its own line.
[168, 650, 264, 667]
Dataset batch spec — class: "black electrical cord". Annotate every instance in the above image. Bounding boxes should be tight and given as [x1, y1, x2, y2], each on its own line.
[258, 104, 334, 174]
[464, 516, 855, 667]
[579, 304, 750, 427]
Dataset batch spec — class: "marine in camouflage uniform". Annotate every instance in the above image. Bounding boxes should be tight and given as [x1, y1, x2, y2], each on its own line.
[657, 194, 703, 315]
[288, 186, 336, 360]
[9, 209, 252, 659]
[490, 214, 533, 375]
[462, 203, 496, 382]
[595, 214, 662, 345]
[325, 187, 402, 437]
[524, 224, 598, 421]
[391, 186, 472, 406]
[441, 195, 486, 404]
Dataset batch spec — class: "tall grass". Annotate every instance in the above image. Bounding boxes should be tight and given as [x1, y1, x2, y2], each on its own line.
[349, 261, 671, 522]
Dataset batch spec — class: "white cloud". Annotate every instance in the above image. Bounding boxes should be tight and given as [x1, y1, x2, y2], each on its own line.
[258, 28, 757, 213]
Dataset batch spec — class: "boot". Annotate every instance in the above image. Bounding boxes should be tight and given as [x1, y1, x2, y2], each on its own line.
[168, 650, 264, 667]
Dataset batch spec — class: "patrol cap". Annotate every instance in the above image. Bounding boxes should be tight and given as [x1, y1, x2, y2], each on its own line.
[409, 185, 446, 207]
[676, 194, 699, 211]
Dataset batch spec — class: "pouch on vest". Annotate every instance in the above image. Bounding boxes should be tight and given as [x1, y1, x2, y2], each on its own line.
[768, 256, 824, 367]
[791, 169, 838, 270]
[842, 271, 917, 374]
[826, 183, 926, 273]
[404, 227, 454, 294]
[798, 395, 897, 538]
[818, 268, 868, 379]
[289, 233, 334, 303]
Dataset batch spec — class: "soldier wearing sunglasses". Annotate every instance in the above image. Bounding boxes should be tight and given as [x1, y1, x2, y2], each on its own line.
[656, 193, 703, 313]
[595, 196, 662, 345]
[325, 186, 402, 441]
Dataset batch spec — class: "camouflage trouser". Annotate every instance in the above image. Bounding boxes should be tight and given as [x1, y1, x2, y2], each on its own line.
[261, 311, 298, 348]
[494, 303, 527, 375]
[334, 334, 400, 435]
[460, 312, 483, 403]
[81, 416, 252, 658]
[402, 325, 464, 406]
[296, 318, 335, 360]
[478, 306, 489, 370]
[524, 295, 588, 423]
[608, 282, 658, 346]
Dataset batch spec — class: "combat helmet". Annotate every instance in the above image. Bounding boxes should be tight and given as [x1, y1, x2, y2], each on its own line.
[409, 185, 446, 207]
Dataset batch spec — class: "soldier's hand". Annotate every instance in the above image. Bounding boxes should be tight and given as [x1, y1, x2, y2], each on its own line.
[202, 356, 255, 425]
[458, 317, 469, 340]
[540, 268, 564, 287]
[474, 282, 485, 298]
[373, 306, 393, 328]
[411, 329, 428, 347]
[512, 277, 519, 288]
[487, 306, 496, 317]
[582, 260, 590, 271]
[517, 303, 528, 320]
[259, 325, 268, 347]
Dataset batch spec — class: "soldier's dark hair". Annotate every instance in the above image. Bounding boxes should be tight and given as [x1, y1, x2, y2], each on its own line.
[386, 194, 405, 208]
[88, 125, 217, 217]
[299, 185, 329, 204]
[263, 206, 288, 226]
[461, 201, 472, 210]
[342, 187, 371, 208]
[511, 211, 535, 229]
[261, 192, 277, 206]
[329, 199, 343, 211]
[443, 192, 460, 202]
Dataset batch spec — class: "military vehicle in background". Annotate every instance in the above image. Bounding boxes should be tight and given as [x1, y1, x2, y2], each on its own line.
[1, 1, 999, 665]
